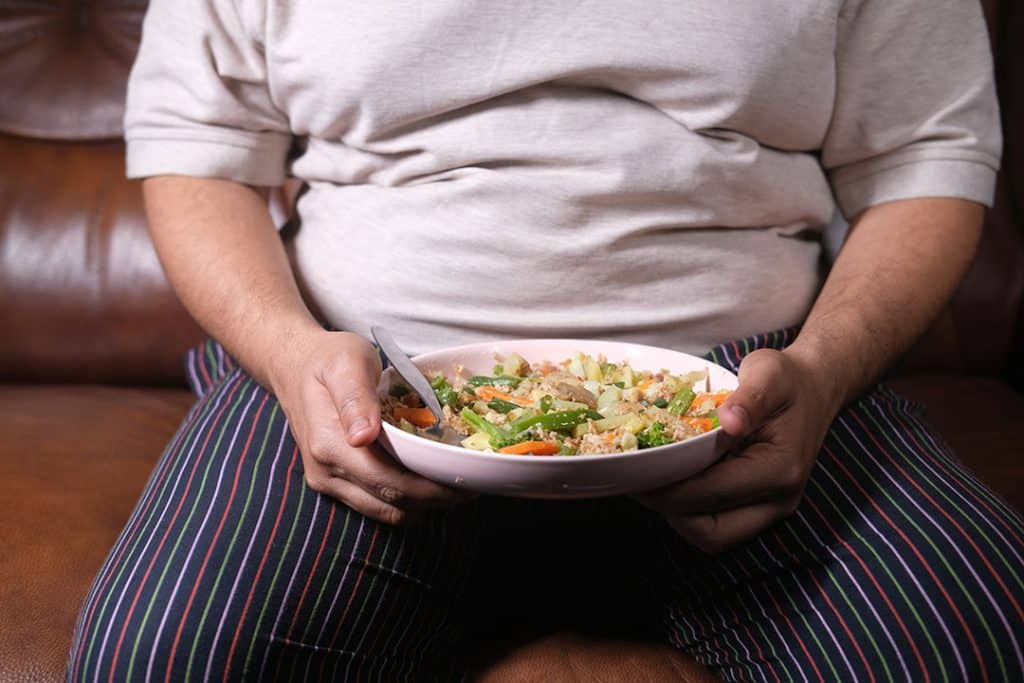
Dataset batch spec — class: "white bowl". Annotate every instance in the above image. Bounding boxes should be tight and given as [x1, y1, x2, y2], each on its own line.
[376, 339, 737, 499]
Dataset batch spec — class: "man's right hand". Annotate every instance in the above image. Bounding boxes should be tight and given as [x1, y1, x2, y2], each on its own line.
[268, 330, 470, 525]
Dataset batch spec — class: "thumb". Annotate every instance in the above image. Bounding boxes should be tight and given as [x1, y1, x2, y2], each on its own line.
[718, 349, 790, 438]
[324, 343, 383, 448]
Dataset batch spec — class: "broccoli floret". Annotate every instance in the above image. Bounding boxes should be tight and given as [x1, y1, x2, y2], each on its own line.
[637, 422, 674, 449]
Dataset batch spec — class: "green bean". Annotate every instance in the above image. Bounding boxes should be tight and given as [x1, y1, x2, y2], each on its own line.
[667, 387, 696, 416]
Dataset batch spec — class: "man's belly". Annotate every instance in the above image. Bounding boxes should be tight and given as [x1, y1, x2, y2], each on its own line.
[288, 180, 823, 356]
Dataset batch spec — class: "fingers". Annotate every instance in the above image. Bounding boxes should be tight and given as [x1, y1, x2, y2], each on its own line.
[718, 349, 792, 438]
[668, 502, 795, 555]
[635, 441, 801, 515]
[320, 340, 383, 447]
[299, 377, 471, 525]
[304, 474, 415, 526]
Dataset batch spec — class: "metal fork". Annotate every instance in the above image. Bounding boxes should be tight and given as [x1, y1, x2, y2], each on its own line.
[371, 326, 465, 446]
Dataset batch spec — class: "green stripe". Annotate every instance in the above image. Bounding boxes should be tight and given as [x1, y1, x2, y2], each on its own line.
[838, 410, 1008, 679]
[300, 506, 355, 643]
[742, 546, 843, 681]
[204, 342, 218, 379]
[865, 409, 1024, 595]
[330, 531, 396, 679]
[242, 465, 309, 678]
[781, 522, 895, 682]
[125, 377, 254, 681]
[813, 450, 947, 681]
[900, 407, 1024, 538]
[727, 577, 798, 681]
[78, 373, 231, 680]
[184, 402, 279, 679]
[699, 555, 797, 681]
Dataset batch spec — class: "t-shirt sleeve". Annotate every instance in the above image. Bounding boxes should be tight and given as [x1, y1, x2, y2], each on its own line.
[822, 0, 1001, 219]
[124, 0, 289, 186]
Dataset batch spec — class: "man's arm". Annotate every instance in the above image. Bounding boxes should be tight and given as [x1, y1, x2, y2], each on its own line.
[144, 176, 467, 524]
[637, 197, 984, 552]
[785, 197, 983, 413]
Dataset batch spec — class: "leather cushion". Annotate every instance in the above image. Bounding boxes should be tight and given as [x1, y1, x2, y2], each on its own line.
[0, 385, 194, 683]
[0, 135, 203, 385]
[0, 0, 146, 140]
[888, 374, 1024, 514]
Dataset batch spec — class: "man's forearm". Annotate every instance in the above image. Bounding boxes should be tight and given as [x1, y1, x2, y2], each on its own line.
[786, 197, 984, 412]
[143, 175, 322, 389]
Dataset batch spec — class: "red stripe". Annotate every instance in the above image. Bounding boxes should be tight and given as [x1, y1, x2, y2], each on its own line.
[732, 553, 826, 683]
[284, 504, 337, 640]
[222, 444, 301, 681]
[881, 408, 1024, 610]
[825, 431, 984, 680]
[770, 528, 876, 682]
[197, 344, 213, 389]
[902, 409, 1024, 547]
[851, 407, 1024, 618]
[320, 527, 381, 680]
[725, 600, 781, 683]
[71, 392, 202, 679]
[106, 374, 246, 683]
[163, 392, 269, 683]
[803, 492, 931, 680]
[271, 503, 338, 682]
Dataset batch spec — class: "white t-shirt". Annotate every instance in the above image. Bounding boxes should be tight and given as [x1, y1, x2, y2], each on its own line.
[125, 0, 1000, 355]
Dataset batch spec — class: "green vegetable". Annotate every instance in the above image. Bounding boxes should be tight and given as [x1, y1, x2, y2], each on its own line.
[539, 395, 554, 413]
[430, 375, 458, 409]
[613, 381, 626, 389]
[492, 432, 534, 449]
[487, 398, 520, 414]
[466, 375, 521, 388]
[389, 384, 411, 398]
[667, 387, 696, 416]
[509, 409, 602, 435]
[710, 414, 721, 429]
[460, 407, 510, 444]
[652, 397, 668, 409]
[637, 422, 674, 449]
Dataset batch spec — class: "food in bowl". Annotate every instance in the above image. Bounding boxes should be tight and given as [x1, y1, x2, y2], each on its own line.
[381, 351, 731, 456]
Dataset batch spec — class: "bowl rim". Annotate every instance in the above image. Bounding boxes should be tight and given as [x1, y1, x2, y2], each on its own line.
[377, 337, 737, 463]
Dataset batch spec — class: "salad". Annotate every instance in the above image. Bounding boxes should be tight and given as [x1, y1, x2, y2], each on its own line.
[381, 351, 732, 456]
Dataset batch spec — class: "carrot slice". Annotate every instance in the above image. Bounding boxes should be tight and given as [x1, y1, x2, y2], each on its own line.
[475, 386, 528, 405]
[636, 378, 656, 392]
[683, 417, 715, 433]
[393, 407, 437, 428]
[686, 391, 732, 415]
[498, 440, 560, 456]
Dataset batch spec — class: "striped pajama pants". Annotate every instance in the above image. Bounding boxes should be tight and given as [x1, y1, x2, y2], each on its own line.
[66, 330, 1024, 682]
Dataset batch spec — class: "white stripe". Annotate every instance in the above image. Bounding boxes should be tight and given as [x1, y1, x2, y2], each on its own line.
[203, 415, 290, 678]
[844, 413, 1024, 671]
[754, 538, 858, 681]
[790, 509, 912, 682]
[90, 371, 243, 683]
[257, 491, 324, 678]
[817, 444, 968, 681]
[144, 383, 261, 682]
[721, 561, 810, 683]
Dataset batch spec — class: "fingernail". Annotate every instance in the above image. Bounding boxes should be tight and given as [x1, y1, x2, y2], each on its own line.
[349, 417, 369, 438]
[729, 404, 749, 427]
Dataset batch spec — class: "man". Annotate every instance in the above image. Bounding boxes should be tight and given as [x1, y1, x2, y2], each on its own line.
[68, 0, 1024, 680]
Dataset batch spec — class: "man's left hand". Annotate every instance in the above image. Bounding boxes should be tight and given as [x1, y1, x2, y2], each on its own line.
[634, 347, 841, 554]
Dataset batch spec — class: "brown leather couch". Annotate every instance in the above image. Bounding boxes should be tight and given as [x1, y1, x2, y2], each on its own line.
[1, 2, 1021, 681]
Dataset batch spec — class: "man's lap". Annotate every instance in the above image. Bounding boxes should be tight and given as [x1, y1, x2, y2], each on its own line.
[68, 335, 1024, 681]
